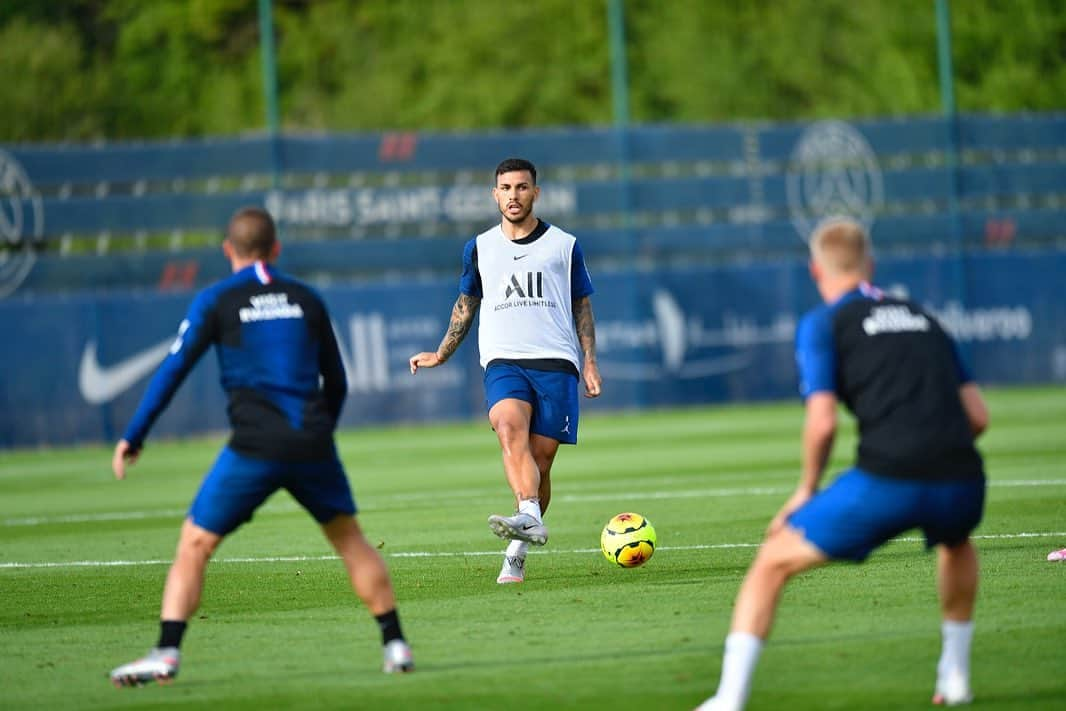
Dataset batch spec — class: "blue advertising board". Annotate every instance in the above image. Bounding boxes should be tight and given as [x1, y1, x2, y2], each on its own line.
[1, 251, 1062, 448]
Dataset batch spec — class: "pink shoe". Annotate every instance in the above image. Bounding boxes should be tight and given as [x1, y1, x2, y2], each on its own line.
[1047, 548, 1066, 562]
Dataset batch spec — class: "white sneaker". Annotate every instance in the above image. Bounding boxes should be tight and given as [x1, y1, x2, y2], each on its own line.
[382, 639, 414, 673]
[496, 555, 525, 584]
[932, 671, 973, 706]
[487, 513, 548, 546]
[109, 647, 180, 687]
[1047, 548, 1066, 561]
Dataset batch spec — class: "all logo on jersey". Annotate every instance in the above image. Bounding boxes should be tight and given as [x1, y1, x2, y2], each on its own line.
[495, 271, 557, 312]
[505, 271, 543, 299]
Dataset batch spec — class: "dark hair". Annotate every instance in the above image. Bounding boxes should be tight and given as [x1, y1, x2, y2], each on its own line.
[226, 206, 277, 258]
[494, 158, 537, 185]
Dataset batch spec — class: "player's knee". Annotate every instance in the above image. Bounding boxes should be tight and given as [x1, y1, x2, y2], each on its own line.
[494, 418, 528, 446]
[752, 546, 793, 576]
[177, 539, 216, 564]
[757, 530, 822, 577]
[179, 525, 222, 558]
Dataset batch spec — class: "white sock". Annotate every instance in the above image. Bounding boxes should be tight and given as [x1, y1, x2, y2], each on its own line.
[938, 620, 974, 681]
[713, 632, 763, 709]
[517, 498, 542, 523]
[506, 539, 529, 559]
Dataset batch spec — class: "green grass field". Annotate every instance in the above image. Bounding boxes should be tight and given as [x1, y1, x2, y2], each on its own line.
[2, 386, 1065, 710]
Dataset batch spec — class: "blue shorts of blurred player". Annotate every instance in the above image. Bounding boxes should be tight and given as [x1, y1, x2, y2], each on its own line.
[189, 446, 357, 536]
[788, 467, 986, 561]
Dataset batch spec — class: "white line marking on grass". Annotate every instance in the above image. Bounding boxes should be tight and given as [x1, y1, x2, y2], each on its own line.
[2, 509, 188, 526]
[1, 558, 174, 569]
[4, 478, 1064, 528]
[557, 486, 789, 502]
[3, 531, 1066, 570]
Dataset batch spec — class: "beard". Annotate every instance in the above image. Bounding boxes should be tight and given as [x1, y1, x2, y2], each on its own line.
[500, 202, 532, 224]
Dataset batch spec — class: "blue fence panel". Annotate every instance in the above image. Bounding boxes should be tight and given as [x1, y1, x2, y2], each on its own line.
[384, 127, 615, 170]
[958, 114, 1066, 151]
[627, 124, 746, 163]
[960, 162, 1066, 197]
[4, 113, 1066, 302]
[280, 135, 384, 174]
[22, 203, 1066, 295]
[25, 206, 1066, 294]
[7, 113, 1063, 188]
[9, 138, 273, 186]
[280, 125, 748, 174]
[579, 175, 752, 213]
[755, 116, 951, 162]
[32, 176, 759, 237]
[3, 250, 1063, 448]
[39, 193, 257, 234]
[30, 164, 1047, 238]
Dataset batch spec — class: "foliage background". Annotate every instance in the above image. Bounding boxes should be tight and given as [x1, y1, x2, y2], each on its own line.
[1, 0, 1064, 142]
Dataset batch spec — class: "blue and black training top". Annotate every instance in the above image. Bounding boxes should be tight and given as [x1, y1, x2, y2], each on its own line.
[795, 282, 983, 481]
[123, 261, 346, 462]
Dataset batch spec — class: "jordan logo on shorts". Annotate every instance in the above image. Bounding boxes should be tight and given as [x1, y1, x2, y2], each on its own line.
[561, 416, 570, 434]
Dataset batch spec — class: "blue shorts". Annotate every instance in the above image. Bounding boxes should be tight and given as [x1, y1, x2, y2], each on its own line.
[484, 363, 580, 444]
[189, 446, 357, 536]
[788, 468, 985, 562]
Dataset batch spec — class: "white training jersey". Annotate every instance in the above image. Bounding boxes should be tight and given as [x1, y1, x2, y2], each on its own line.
[459, 221, 594, 371]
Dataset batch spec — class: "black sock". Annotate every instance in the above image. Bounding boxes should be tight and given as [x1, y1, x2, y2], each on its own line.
[374, 609, 404, 645]
[158, 620, 187, 649]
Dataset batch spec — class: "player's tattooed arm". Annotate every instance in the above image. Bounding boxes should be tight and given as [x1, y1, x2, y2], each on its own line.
[573, 296, 602, 397]
[437, 293, 481, 362]
[573, 296, 598, 361]
[409, 294, 480, 374]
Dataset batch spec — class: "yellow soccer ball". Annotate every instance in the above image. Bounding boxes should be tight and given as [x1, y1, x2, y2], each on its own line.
[600, 512, 657, 568]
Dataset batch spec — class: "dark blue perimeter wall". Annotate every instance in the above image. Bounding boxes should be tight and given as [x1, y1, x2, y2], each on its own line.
[2, 250, 1060, 448]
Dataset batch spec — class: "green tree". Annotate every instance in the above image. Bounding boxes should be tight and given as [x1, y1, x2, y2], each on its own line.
[276, 0, 612, 131]
[101, 0, 263, 136]
[0, 18, 104, 141]
[0, 0, 1063, 142]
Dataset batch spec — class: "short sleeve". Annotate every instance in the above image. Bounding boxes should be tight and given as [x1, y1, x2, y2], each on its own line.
[458, 238, 482, 298]
[950, 340, 974, 384]
[795, 308, 836, 400]
[570, 240, 594, 299]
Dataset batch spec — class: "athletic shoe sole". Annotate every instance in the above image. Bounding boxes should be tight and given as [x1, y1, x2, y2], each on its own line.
[487, 515, 547, 546]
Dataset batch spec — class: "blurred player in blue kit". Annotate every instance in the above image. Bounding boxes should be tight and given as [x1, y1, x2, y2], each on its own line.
[108, 207, 413, 687]
[697, 217, 990, 710]
[409, 158, 602, 584]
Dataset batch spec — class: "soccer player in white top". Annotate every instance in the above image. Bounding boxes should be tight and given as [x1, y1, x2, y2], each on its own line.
[409, 158, 602, 584]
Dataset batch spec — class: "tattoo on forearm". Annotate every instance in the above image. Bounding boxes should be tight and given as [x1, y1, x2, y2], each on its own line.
[573, 297, 597, 360]
[438, 294, 480, 361]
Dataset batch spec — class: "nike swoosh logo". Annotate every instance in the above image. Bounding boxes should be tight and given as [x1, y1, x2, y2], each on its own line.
[513, 255, 528, 260]
[78, 338, 173, 405]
